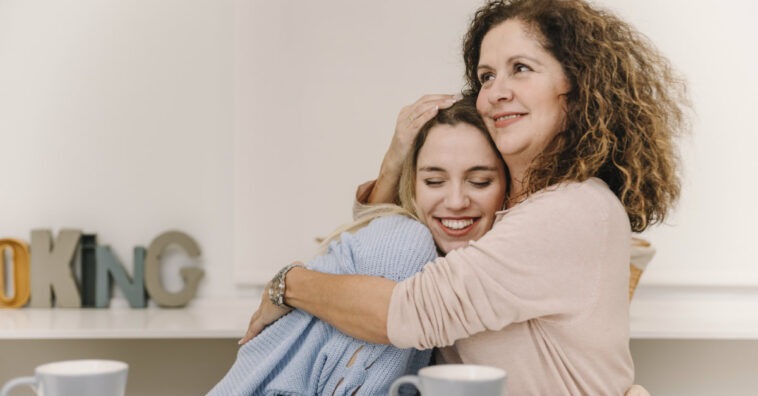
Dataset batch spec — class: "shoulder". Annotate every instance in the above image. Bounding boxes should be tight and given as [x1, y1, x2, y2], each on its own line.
[490, 178, 630, 253]
[350, 215, 438, 280]
[354, 214, 433, 243]
[516, 177, 627, 226]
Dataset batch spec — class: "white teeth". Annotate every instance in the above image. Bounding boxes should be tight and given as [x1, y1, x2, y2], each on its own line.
[495, 114, 522, 122]
[440, 218, 475, 230]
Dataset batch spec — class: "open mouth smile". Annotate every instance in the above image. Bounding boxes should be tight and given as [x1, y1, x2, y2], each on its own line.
[493, 112, 527, 128]
[434, 217, 480, 236]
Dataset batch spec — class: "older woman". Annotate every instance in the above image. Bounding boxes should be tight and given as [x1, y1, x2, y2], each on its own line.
[242, 0, 687, 394]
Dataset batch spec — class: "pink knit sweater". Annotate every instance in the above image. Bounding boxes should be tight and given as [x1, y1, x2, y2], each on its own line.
[385, 178, 634, 395]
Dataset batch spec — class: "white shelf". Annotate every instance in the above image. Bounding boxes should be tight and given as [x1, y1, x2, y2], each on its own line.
[3, 288, 758, 340]
[0, 298, 256, 340]
[629, 285, 758, 339]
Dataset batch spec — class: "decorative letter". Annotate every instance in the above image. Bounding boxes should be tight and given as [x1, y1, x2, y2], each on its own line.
[95, 246, 147, 308]
[145, 231, 203, 308]
[30, 230, 82, 308]
[79, 234, 98, 307]
[0, 238, 31, 308]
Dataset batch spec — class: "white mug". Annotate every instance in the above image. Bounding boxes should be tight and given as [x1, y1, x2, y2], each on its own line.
[0, 359, 128, 396]
[389, 364, 506, 396]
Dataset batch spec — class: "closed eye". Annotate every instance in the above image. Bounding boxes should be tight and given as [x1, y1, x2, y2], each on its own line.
[470, 180, 492, 188]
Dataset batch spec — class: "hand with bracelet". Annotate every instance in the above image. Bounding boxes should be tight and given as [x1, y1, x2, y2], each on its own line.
[239, 264, 303, 346]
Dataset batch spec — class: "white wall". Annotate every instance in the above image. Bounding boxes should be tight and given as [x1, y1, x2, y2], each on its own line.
[4, 0, 755, 293]
[606, 0, 758, 286]
[0, 0, 244, 300]
[233, 0, 482, 283]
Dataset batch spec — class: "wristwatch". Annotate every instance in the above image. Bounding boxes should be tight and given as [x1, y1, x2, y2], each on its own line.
[267, 263, 305, 309]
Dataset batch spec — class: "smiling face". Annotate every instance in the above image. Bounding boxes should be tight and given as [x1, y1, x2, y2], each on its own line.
[475, 19, 570, 174]
[414, 123, 507, 254]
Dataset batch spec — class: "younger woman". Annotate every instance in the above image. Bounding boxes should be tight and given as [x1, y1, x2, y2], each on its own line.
[207, 97, 507, 396]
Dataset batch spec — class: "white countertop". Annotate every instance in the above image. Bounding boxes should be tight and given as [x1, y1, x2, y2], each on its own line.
[0, 298, 256, 339]
[2, 286, 757, 340]
[629, 285, 758, 339]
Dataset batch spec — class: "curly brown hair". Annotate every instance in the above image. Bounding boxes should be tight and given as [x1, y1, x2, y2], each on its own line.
[462, 0, 689, 232]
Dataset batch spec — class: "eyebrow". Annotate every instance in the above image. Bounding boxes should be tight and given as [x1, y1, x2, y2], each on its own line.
[418, 166, 501, 173]
[477, 54, 543, 72]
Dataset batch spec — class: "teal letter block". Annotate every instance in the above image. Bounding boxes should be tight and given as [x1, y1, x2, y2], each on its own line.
[95, 246, 147, 308]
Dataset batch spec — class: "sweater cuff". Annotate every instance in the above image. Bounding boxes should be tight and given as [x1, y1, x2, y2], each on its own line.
[352, 179, 377, 220]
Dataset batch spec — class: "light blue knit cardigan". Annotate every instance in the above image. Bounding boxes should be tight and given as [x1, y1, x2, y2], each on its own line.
[206, 215, 438, 396]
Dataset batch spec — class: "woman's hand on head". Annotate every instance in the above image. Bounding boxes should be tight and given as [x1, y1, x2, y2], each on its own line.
[390, 94, 462, 166]
[369, 94, 462, 204]
[238, 281, 291, 345]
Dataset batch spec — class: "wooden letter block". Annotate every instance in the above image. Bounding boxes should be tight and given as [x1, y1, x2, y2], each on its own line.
[145, 231, 203, 308]
[0, 238, 31, 308]
[30, 229, 82, 308]
[95, 246, 147, 308]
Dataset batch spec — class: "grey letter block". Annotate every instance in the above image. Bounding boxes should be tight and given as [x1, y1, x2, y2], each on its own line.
[95, 246, 147, 308]
[145, 231, 203, 308]
[30, 229, 82, 308]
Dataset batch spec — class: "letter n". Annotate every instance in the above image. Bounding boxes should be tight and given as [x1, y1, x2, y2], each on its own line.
[95, 246, 147, 308]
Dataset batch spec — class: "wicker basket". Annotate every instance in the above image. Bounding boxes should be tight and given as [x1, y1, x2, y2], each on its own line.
[629, 237, 653, 300]
[629, 264, 643, 300]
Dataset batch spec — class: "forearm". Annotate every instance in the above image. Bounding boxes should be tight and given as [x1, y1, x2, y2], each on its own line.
[366, 153, 403, 204]
[285, 267, 396, 344]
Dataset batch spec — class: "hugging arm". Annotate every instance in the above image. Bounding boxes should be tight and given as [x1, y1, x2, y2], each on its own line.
[241, 215, 438, 346]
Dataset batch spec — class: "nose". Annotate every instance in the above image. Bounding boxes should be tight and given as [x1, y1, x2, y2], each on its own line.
[486, 75, 513, 103]
[444, 185, 470, 211]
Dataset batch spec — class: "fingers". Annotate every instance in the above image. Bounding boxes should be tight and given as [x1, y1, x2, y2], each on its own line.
[401, 94, 464, 130]
[403, 93, 463, 125]
[414, 93, 464, 107]
[238, 311, 261, 345]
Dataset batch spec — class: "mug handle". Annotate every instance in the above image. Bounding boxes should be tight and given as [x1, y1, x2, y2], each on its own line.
[388, 375, 421, 396]
[0, 376, 37, 396]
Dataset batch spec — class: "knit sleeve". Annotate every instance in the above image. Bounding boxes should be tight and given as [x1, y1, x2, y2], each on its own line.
[314, 215, 437, 395]
[307, 214, 437, 278]
[387, 179, 632, 349]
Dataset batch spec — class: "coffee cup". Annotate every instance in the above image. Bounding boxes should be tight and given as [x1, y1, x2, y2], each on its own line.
[389, 364, 506, 396]
[0, 359, 128, 396]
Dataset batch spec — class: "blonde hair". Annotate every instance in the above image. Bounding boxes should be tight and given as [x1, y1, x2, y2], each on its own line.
[318, 96, 498, 252]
